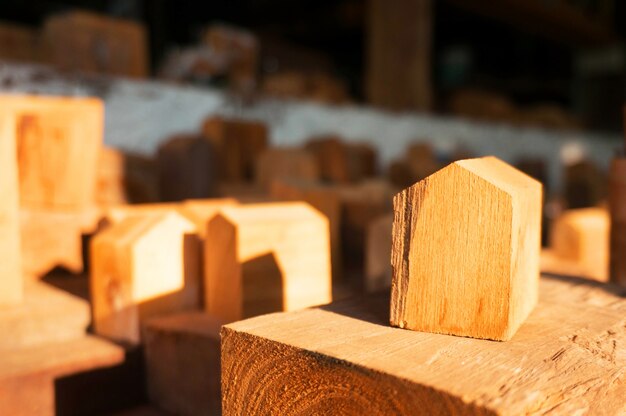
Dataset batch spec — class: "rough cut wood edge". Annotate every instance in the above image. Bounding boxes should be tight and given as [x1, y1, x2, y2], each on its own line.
[222, 276, 626, 415]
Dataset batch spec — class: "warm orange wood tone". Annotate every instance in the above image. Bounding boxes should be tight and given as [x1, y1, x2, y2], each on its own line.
[1, 94, 103, 210]
[91, 212, 201, 344]
[204, 202, 332, 323]
[255, 147, 319, 189]
[222, 276, 626, 415]
[180, 198, 238, 237]
[96, 147, 128, 206]
[391, 157, 542, 341]
[0, 22, 39, 63]
[0, 114, 23, 305]
[365, 213, 393, 292]
[609, 157, 626, 286]
[42, 11, 148, 77]
[202, 116, 267, 182]
[305, 137, 377, 184]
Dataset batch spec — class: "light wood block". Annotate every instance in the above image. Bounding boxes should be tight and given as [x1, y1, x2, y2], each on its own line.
[91, 212, 201, 344]
[255, 147, 319, 189]
[391, 157, 542, 341]
[205, 202, 332, 323]
[0, 113, 22, 305]
[144, 312, 222, 416]
[1, 94, 103, 211]
[180, 198, 238, 238]
[202, 116, 267, 182]
[550, 207, 609, 282]
[42, 11, 148, 78]
[365, 213, 393, 293]
[222, 276, 626, 415]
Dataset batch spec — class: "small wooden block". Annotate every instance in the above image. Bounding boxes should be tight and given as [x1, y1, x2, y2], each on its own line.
[157, 134, 218, 201]
[550, 207, 609, 282]
[222, 276, 626, 415]
[255, 147, 319, 189]
[391, 157, 542, 341]
[144, 312, 222, 416]
[305, 137, 376, 184]
[365, 213, 393, 292]
[1, 94, 103, 211]
[0, 113, 23, 305]
[91, 212, 201, 344]
[205, 202, 332, 323]
[202, 116, 268, 182]
[180, 198, 239, 237]
[42, 11, 148, 78]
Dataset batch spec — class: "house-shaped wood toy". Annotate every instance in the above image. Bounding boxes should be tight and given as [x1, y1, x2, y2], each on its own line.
[390, 156, 542, 341]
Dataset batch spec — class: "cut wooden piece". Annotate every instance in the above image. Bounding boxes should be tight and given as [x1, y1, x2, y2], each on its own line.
[91, 212, 201, 344]
[205, 202, 332, 323]
[1, 95, 103, 210]
[104, 203, 181, 225]
[0, 113, 23, 305]
[202, 116, 268, 182]
[157, 134, 218, 201]
[20, 207, 101, 277]
[255, 147, 319, 189]
[144, 312, 222, 416]
[180, 198, 238, 238]
[42, 11, 148, 78]
[222, 276, 626, 415]
[609, 157, 626, 286]
[0, 335, 125, 416]
[550, 207, 609, 282]
[365, 213, 393, 293]
[391, 156, 542, 341]
[0, 280, 89, 351]
[305, 137, 376, 184]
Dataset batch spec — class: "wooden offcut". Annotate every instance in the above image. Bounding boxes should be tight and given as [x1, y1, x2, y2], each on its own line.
[204, 202, 332, 323]
[222, 276, 626, 415]
[390, 157, 542, 341]
[91, 212, 201, 344]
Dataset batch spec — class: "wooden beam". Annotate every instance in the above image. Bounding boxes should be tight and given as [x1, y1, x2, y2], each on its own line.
[90, 212, 201, 344]
[204, 202, 332, 323]
[222, 276, 626, 415]
[391, 157, 542, 341]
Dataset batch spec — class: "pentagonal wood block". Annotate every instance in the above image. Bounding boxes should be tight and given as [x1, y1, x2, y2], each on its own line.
[550, 207, 609, 282]
[91, 212, 201, 344]
[365, 213, 393, 293]
[144, 312, 222, 416]
[0, 114, 22, 305]
[222, 276, 626, 415]
[1, 94, 103, 210]
[204, 202, 332, 323]
[390, 156, 542, 341]
[42, 11, 148, 78]
[202, 116, 267, 182]
[255, 147, 319, 189]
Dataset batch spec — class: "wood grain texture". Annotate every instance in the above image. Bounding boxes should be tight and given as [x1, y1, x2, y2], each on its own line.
[1, 94, 103, 210]
[609, 157, 626, 286]
[549, 207, 609, 282]
[0, 113, 23, 305]
[91, 212, 201, 344]
[365, 213, 393, 293]
[391, 157, 542, 341]
[144, 312, 222, 416]
[204, 202, 332, 323]
[222, 275, 626, 415]
[255, 147, 319, 189]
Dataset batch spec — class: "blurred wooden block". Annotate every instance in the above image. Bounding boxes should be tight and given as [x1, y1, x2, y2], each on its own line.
[0, 113, 23, 305]
[91, 212, 201, 344]
[205, 202, 332, 323]
[144, 312, 222, 416]
[0, 22, 39, 63]
[255, 147, 319, 189]
[222, 276, 626, 415]
[391, 157, 542, 341]
[104, 203, 181, 225]
[180, 198, 238, 237]
[0, 281, 89, 351]
[1, 95, 103, 211]
[42, 11, 148, 78]
[96, 147, 128, 206]
[305, 137, 376, 184]
[388, 142, 440, 188]
[216, 182, 270, 203]
[609, 157, 626, 286]
[365, 213, 393, 292]
[202, 116, 267, 182]
[157, 134, 217, 201]
[549, 207, 609, 282]
[0, 335, 125, 416]
[564, 160, 607, 209]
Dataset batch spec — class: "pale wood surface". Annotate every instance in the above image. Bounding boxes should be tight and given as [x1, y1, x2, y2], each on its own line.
[365, 213, 393, 293]
[91, 212, 201, 344]
[255, 147, 319, 189]
[144, 312, 222, 416]
[0, 113, 23, 305]
[205, 202, 332, 323]
[391, 157, 542, 341]
[222, 275, 626, 415]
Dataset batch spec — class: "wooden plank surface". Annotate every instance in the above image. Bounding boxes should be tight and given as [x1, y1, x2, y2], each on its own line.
[222, 275, 626, 415]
